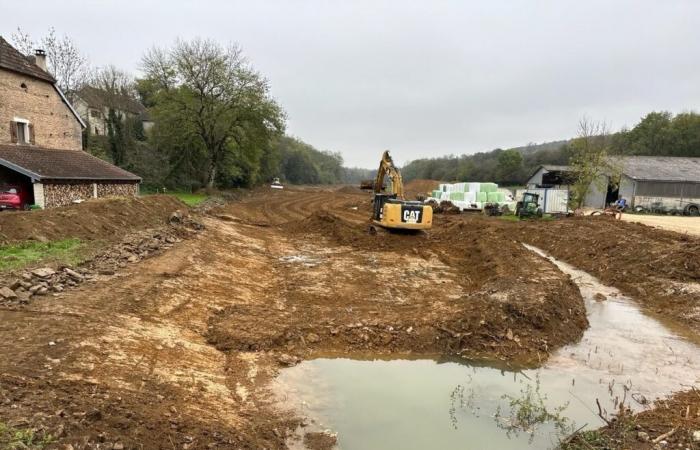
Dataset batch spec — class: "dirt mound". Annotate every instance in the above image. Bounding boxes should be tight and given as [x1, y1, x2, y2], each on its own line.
[564, 389, 700, 450]
[0, 195, 186, 244]
[336, 185, 364, 194]
[404, 179, 441, 198]
[492, 215, 700, 334]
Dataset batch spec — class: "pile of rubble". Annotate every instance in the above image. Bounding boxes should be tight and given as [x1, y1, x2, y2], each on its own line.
[0, 266, 88, 303]
[0, 212, 204, 306]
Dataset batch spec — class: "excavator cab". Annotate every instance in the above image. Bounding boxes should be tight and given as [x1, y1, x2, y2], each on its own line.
[371, 151, 433, 230]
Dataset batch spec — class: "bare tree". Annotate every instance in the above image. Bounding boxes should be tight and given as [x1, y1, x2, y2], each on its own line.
[569, 117, 619, 209]
[10, 27, 90, 96]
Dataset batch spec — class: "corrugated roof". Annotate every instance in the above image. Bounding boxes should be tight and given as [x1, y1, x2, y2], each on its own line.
[617, 156, 700, 183]
[0, 36, 55, 83]
[0, 145, 140, 182]
[541, 165, 572, 172]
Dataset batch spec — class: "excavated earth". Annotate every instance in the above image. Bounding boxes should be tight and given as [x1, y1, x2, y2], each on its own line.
[0, 186, 696, 449]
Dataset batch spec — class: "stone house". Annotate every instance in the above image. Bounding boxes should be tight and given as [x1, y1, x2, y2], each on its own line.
[0, 36, 140, 209]
[73, 85, 153, 137]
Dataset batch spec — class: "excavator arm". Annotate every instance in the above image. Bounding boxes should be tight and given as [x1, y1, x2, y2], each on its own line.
[373, 150, 404, 199]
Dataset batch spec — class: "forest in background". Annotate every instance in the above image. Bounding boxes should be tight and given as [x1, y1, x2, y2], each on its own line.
[401, 111, 700, 185]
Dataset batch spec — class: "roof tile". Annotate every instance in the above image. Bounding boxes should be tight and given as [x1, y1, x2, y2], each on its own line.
[0, 144, 140, 181]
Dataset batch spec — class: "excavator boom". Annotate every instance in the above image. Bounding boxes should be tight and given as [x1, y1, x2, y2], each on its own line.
[373, 150, 404, 199]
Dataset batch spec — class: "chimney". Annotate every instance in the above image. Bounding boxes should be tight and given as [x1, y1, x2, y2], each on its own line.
[34, 49, 47, 71]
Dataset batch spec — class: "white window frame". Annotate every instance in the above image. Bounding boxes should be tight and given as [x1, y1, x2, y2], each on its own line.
[13, 117, 30, 145]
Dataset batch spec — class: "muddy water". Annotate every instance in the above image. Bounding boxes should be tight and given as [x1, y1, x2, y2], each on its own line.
[275, 247, 700, 449]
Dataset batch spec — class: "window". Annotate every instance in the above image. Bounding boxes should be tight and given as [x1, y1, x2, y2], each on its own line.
[16, 123, 26, 143]
[11, 119, 33, 145]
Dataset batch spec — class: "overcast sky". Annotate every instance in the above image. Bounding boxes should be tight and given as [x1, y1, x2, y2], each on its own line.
[2, 1, 699, 168]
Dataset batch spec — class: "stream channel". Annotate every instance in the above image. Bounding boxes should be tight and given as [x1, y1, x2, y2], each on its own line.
[274, 246, 700, 449]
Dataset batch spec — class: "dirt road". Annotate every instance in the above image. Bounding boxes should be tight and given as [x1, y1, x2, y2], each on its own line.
[0, 186, 696, 449]
[621, 213, 700, 236]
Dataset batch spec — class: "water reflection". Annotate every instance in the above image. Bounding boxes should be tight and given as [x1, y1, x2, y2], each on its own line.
[275, 248, 700, 449]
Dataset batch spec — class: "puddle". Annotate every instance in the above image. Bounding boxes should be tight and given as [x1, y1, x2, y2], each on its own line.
[274, 247, 700, 449]
[279, 254, 323, 267]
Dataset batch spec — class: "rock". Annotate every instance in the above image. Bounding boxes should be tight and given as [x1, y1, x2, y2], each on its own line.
[0, 287, 17, 299]
[19, 281, 32, 289]
[63, 268, 83, 280]
[637, 431, 650, 442]
[9, 279, 21, 290]
[127, 255, 138, 263]
[506, 328, 514, 341]
[277, 354, 299, 366]
[21, 273, 33, 281]
[32, 268, 56, 278]
[169, 211, 184, 224]
[593, 293, 607, 302]
[37, 287, 49, 296]
[306, 333, 320, 344]
[113, 443, 124, 450]
[693, 430, 700, 442]
[16, 292, 30, 303]
[86, 408, 102, 421]
[29, 285, 42, 294]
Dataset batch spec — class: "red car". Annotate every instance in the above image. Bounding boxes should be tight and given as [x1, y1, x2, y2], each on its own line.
[0, 185, 33, 210]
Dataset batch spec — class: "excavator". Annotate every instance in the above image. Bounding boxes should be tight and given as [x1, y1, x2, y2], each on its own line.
[370, 150, 433, 230]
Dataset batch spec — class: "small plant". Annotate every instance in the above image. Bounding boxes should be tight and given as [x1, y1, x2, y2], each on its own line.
[494, 376, 573, 443]
[0, 422, 55, 449]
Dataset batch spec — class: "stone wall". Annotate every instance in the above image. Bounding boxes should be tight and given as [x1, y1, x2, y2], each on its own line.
[42, 181, 139, 208]
[0, 70, 82, 150]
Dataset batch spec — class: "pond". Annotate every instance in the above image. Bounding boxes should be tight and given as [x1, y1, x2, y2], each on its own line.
[274, 247, 700, 449]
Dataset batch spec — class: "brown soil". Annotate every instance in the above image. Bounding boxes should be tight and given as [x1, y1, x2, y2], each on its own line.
[491, 216, 700, 335]
[0, 186, 695, 449]
[564, 390, 700, 449]
[0, 195, 186, 244]
[404, 179, 441, 199]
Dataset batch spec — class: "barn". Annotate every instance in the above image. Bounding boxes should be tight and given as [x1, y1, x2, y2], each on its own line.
[525, 156, 700, 214]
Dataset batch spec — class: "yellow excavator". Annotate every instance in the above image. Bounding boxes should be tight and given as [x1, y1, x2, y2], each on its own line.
[370, 150, 433, 230]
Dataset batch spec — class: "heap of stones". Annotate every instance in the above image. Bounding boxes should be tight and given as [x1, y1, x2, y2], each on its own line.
[0, 212, 204, 305]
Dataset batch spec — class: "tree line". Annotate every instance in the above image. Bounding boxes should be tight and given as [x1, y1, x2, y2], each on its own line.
[12, 29, 369, 191]
[401, 111, 700, 185]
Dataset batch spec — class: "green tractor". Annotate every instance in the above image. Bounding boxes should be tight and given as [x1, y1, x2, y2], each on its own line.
[515, 192, 543, 219]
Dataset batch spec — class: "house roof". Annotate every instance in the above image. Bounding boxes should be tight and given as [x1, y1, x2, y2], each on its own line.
[0, 145, 141, 182]
[540, 165, 572, 172]
[0, 36, 55, 83]
[618, 156, 700, 183]
[76, 86, 147, 116]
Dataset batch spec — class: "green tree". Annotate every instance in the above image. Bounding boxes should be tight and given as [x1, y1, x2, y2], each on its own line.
[496, 149, 523, 184]
[142, 38, 285, 188]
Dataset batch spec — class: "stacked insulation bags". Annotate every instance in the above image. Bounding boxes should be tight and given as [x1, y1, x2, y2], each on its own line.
[427, 182, 515, 212]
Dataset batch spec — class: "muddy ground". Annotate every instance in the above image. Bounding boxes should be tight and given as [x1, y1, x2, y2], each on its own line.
[0, 186, 696, 449]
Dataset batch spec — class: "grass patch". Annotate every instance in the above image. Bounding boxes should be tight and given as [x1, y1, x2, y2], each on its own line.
[0, 239, 84, 272]
[141, 190, 209, 207]
[0, 422, 55, 449]
[170, 192, 208, 206]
